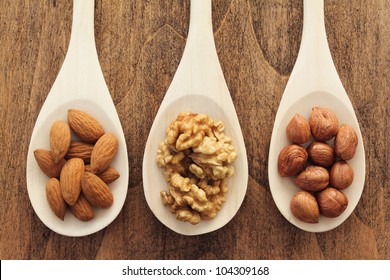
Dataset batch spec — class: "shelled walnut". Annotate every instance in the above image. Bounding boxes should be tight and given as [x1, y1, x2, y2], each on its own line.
[157, 112, 237, 225]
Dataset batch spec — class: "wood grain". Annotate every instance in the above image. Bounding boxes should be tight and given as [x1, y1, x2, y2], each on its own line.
[1, 0, 389, 259]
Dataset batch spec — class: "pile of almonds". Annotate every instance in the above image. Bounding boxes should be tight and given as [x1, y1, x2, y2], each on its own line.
[34, 109, 120, 222]
[278, 107, 358, 223]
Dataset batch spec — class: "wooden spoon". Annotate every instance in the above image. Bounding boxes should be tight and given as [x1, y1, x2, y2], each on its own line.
[268, 0, 365, 232]
[142, 0, 248, 235]
[26, 0, 128, 236]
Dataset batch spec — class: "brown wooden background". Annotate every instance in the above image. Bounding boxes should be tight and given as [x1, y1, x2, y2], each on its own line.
[1, 0, 389, 260]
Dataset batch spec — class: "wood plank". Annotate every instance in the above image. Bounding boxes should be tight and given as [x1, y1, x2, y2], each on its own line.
[0, 0, 389, 259]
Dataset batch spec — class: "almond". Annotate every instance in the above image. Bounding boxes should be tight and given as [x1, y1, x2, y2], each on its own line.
[70, 194, 94, 222]
[90, 133, 118, 174]
[68, 109, 104, 143]
[81, 172, 113, 208]
[50, 120, 71, 163]
[34, 149, 66, 178]
[60, 158, 84, 206]
[65, 141, 94, 163]
[85, 165, 120, 184]
[46, 178, 67, 220]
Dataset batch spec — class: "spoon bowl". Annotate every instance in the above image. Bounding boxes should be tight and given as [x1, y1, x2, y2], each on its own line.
[142, 0, 248, 235]
[269, 91, 365, 232]
[268, 0, 365, 232]
[26, 0, 128, 236]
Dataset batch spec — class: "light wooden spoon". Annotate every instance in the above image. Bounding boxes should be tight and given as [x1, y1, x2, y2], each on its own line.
[26, 0, 128, 236]
[142, 0, 248, 235]
[268, 0, 365, 232]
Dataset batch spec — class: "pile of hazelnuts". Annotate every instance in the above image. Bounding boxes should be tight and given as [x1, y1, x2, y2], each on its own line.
[278, 106, 358, 223]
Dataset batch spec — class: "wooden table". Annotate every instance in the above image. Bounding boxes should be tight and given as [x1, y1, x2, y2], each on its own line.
[1, 0, 389, 260]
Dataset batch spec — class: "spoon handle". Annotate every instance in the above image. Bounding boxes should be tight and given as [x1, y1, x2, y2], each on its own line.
[35, 0, 113, 126]
[164, 0, 230, 102]
[300, 0, 331, 65]
[64, 0, 100, 69]
[187, 0, 214, 50]
[297, 0, 337, 84]
[51, 0, 107, 101]
[67, 0, 96, 53]
[281, 0, 350, 104]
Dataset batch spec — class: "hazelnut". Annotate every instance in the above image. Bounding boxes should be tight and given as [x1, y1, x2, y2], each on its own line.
[309, 107, 339, 141]
[330, 161, 354, 190]
[294, 165, 329, 192]
[317, 187, 348, 218]
[286, 114, 311, 144]
[335, 124, 358, 160]
[278, 144, 308, 177]
[307, 141, 335, 168]
[290, 191, 320, 223]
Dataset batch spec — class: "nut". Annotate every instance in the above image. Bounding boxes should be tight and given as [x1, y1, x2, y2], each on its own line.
[290, 191, 320, 223]
[277, 144, 308, 177]
[70, 194, 94, 222]
[330, 161, 354, 190]
[307, 141, 335, 168]
[335, 124, 358, 160]
[165, 112, 214, 151]
[65, 141, 94, 163]
[157, 112, 236, 224]
[46, 178, 67, 220]
[60, 158, 84, 206]
[33, 109, 120, 223]
[85, 165, 120, 184]
[50, 120, 71, 163]
[68, 109, 105, 143]
[280, 106, 357, 222]
[294, 165, 329, 192]
[317, 187, 348, 218]
[90, 132, 118, 174]
[286, 113, 311, 144]
[175, 208, 201, 224]
[309, 107, 339, 141]
[81, 172, 114, 208]
[34, 149, 66, 178]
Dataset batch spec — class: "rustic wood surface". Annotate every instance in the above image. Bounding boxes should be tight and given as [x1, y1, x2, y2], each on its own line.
[1, 0, 389, 260]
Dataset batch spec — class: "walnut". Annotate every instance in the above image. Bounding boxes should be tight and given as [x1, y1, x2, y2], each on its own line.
[199, 179, 221, 196]
[165, 112, 214, 151]
[157, 112, 237, 224]
[160, 190, 175, 206]
[176, 208, 201, 224]
[156, 141, 172, 167]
